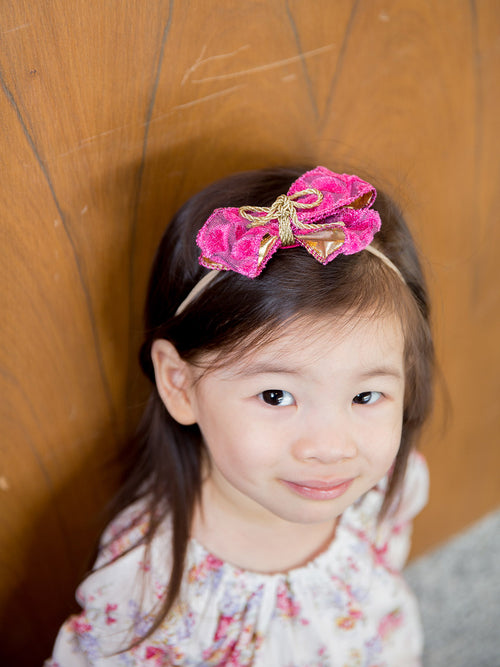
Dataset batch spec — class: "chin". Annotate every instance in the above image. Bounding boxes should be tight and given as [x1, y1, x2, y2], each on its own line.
[273, 505, 345, 526]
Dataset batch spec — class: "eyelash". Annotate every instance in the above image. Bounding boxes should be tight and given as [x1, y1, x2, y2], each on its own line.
[258, 390, 295, 407]
[352, 391, 382, 405]
[258, 390, 383, 407]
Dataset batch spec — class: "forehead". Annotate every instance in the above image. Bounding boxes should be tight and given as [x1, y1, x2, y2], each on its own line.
[204, 313, 405, 377]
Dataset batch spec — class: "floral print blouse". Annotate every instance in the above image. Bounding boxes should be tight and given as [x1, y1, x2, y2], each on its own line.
[46, 453, 428, 667]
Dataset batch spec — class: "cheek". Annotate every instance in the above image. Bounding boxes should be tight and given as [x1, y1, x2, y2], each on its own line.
[381, 423, 403, 469]
[202, 422, 281, 481]
[208, 438, 278, 478]
[361, 413, 403, 471]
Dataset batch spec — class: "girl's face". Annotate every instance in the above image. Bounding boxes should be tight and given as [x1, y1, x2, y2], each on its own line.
[185, 313, 405, 529]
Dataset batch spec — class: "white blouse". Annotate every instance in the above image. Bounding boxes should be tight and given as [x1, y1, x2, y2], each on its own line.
[46, 452, 428, 666]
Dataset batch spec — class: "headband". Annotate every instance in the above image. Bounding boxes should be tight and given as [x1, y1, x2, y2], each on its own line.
[176, 166, 404, 315]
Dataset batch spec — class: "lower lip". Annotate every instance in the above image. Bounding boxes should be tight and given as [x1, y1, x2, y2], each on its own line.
[282, 479, 354, 500]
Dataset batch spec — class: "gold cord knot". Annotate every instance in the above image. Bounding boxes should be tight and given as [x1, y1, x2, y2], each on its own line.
[239, 188, 324, 245]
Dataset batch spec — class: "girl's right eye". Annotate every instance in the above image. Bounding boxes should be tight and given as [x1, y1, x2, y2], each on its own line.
[258, 390, 295, 407]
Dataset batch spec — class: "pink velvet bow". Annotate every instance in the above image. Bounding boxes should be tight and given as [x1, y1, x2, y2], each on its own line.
[196, 166, 381, 278]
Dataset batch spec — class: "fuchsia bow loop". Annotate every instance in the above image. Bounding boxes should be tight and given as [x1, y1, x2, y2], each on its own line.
[196, 166, 382, 278]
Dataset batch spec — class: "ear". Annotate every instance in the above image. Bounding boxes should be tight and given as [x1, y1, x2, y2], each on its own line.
[151, 339, 197, 425]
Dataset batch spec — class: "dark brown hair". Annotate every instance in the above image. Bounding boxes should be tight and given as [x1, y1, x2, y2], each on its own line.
[111, 166, 434, 644]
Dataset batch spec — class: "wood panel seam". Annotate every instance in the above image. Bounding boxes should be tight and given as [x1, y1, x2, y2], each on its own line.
[284, 0, 319, 121]
[127, 0, 174, 388]
[321, 0, 360, 131]
[0, 68, 116, 428]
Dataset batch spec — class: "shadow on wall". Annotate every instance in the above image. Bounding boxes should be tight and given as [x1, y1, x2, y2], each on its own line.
[1, 141, 328, 667]
[0, 449, 118, 667]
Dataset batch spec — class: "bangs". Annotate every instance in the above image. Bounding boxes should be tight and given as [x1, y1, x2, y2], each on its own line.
[169, 245, 412, 369]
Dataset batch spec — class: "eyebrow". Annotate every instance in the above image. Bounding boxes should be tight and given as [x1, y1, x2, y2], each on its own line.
[231, 363, 301, 378]
[230, 364, 403, 380]
[357, 366, 404, 381]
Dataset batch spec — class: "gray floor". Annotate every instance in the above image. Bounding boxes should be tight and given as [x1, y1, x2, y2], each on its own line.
[405, 507, 500, 667]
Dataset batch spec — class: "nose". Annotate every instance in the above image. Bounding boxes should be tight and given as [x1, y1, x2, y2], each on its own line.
[292, 410, 358, 464]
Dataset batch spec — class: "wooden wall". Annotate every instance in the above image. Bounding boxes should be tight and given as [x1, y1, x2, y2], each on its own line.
[1, 1, 499, 663]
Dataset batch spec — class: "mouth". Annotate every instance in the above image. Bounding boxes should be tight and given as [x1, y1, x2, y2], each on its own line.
[281, 478, 355, 500]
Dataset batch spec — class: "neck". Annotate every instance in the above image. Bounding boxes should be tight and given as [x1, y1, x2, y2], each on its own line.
[191, 479, 338, 573]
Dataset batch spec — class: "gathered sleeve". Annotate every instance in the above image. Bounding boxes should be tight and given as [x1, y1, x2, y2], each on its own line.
[44, 504, 170, 666]
[375, 451, 430, 571]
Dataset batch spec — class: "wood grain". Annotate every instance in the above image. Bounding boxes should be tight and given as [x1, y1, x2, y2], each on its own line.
[0, 1, 498, 662]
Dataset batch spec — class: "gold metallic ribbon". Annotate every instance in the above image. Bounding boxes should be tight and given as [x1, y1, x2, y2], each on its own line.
[239, 188, 347, 264]
[239, 188, 327, 245]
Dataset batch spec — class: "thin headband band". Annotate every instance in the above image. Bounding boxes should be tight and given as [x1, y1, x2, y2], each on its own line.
[175, 246, 404, 316]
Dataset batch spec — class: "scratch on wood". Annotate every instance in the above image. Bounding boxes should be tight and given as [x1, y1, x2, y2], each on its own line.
[37, 83, 242, 162]
[152, 84, 244, 120]
[0, 477, 9, 491]
[191, 44, 334, 84]
[41, 124, 130, 162]
[2, 23, 30, 34]
[79, 124, 129, 146]
[181, 44, 251, 85]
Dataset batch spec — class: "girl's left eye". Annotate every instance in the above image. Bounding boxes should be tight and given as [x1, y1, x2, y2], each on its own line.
[352, 391, 382, 405]
[258, 390, 295, 407]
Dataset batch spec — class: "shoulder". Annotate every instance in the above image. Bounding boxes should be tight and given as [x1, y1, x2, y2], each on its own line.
[83, 499, 173, 610]
[350, 451, 429, 526]
[342, 451, 429, 571]
[387, 451, 429, 527]
[376, 451, 429, 569]
[94, 499, 152, 568]
[48, 501, 173, 663]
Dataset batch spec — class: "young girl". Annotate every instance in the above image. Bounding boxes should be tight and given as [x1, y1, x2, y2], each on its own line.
[47, 166, 433, 666]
